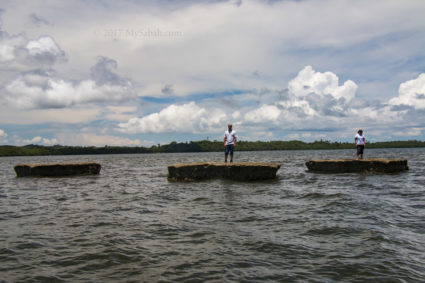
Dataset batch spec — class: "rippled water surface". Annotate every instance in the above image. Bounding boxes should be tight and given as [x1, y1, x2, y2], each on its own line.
[1, 148, 424, 282]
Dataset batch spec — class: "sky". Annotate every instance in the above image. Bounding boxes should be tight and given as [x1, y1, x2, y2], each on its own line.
[0, 0, 425, 146]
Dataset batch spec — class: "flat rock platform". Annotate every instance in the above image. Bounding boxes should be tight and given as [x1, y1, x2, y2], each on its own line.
[168, 162, 281, 181]
[305, 158, 408, 173]
[14, 162, 101, 177]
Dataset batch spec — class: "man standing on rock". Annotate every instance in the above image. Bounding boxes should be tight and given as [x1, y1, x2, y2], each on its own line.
[224, 124, 237, 163]
[355, 129, 366, 160]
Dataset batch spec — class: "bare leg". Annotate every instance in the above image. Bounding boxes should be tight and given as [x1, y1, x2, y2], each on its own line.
[225, 153, 228, 162]
[230, 154, 233, 163]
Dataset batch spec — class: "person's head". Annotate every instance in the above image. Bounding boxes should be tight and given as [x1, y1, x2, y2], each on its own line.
[358, 129, 363, 134]
[228, 124, 232, 131]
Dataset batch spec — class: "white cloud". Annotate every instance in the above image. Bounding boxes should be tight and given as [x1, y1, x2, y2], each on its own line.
[288, 66, 357, 101]
[0, 129, 7, 138]
[244, 104, 280, 123]
[389, 73, 425, 109]
[4, 75, 135, 109]
[0, 105, 101, 124]
[2, 57, 137, 109]
[25, 35, 65, 65]
[278, 66, 358, 117]
[0, 32, 25, 63]
[0, 31, 64, 67]
[0, 42, 15, 62]
[119, 102, 227, 134]
[0, 13, 136, 110]
[393, 127, 423, 137]
[117, 65, 418, 136]
[19, 136, 58, 145]
[241, 66, 359, 128]
[105, 105, 138, 121]
[26, 36, 61, 56]
[54, 133, 144, 147]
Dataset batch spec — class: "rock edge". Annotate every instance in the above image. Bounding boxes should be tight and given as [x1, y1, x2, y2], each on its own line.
[305, 158, 408, 173]
[168, 162, 281, 181]
[14, 162, 101, 177]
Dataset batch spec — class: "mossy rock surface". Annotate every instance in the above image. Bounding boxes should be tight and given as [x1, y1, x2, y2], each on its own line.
[14, 162, 101, 177]
[168, 162, 281, 181]
[305, 159, 408, 173]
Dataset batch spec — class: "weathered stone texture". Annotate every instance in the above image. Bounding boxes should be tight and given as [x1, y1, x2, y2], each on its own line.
[168, 162, 280, 181]
[14, 162, 101, 177]
[305, 159, 408, 173]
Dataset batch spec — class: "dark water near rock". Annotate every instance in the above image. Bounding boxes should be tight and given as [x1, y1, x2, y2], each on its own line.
[0, 148, 424, 282]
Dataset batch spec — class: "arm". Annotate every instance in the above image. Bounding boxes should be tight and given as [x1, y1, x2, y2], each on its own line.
[234, 136, 237, 148]
[224, 136, 226, 147]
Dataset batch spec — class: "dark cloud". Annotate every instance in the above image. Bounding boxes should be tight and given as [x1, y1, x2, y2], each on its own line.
[348, 98, 383, 109]
[90, 56, 130, 86]
[25, 36, 66, 66]
[252, 70, 260, 78]
[29, 14, 52, 27]
[277, 89, 290, 101]
[0, 9, 6, 38]
[161, 83, 174, 95]
[389, 104, 414, 111]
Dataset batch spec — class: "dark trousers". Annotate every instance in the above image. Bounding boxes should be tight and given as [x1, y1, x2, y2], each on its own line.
[225, 144, 234, 155]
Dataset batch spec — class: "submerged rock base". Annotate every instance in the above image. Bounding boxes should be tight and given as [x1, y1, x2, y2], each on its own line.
[168, 162, 281, 181]
[305, 159, 408, 173]
[14, 162, 101, 177]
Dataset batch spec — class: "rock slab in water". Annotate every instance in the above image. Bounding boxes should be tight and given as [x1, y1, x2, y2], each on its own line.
[305, 158, 408, 173]
[14, 162, 101, 177]
[168, 162, 281, 181]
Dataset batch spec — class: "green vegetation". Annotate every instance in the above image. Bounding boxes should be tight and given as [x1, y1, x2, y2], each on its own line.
[1, 139, 425, 157]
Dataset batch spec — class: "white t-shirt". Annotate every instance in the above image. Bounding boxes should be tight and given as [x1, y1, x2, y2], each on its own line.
[224, 130, 237, 145]
[355, 133, 365, 145]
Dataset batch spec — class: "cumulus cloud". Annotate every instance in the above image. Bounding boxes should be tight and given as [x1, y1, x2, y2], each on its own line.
[55, 133, 144, 146]
[25, 36, 65, 65]
[118, 102, 227, 134]
[0, 12, 63, 69]
[19, 136, 58, 145]
[241, 66, 359, 126]
[288, 66, 357, 101]
[2, 57, 137, 109]
[0, 12, 136, 109]
[0, 129, 7, 139]
[118, 66, 364, 134]
[114, 65, 425, 140]
[90, 56, 130, 85]
[0, 129, 7, 138]
[244, 104, 280, 123]
[105, 105, 138, 121]
[0, 105, 101, 124]
[389, 73, 425, 109]
[0, 32, 65, 66]
[279, 66, 358, 117]
[393, 127, 423, 137]
[0, 32, 26, 63]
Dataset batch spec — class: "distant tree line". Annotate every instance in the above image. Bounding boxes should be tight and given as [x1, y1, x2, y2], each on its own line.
[0, 140, 425, 156]
[0, 139, 425, 157]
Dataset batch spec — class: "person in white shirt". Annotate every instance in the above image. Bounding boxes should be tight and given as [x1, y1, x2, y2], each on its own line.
[355, 129, 366, 160]
[224, 124, 237, 163]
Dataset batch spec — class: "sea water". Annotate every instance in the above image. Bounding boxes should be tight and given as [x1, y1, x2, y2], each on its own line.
[0, 148, 424, 282]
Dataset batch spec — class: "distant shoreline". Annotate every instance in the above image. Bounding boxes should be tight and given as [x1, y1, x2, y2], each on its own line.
[1, 140, 425, 157]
